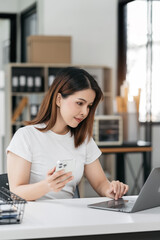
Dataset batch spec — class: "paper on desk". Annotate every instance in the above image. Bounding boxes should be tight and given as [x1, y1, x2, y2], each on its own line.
[0, 204, 17, 212]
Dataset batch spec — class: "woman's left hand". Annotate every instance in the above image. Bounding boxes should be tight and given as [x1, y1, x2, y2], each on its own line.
[106, 181, 129, 200]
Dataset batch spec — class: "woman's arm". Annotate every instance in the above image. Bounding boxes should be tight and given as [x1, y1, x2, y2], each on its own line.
[7, 152, 73, 201]
[84, 159, 128, 200]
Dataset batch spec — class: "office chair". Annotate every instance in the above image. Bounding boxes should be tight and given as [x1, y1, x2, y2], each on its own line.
[73, 185, 80, 198]
[0, 173, 9, 190]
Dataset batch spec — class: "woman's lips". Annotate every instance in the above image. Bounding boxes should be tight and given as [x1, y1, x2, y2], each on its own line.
[74, 117, 83, 123]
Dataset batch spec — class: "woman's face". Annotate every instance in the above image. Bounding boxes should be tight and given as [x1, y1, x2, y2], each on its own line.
[57, 89, 96, 128]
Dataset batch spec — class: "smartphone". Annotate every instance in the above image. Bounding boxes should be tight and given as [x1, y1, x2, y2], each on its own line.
[55, 159, 75, 173]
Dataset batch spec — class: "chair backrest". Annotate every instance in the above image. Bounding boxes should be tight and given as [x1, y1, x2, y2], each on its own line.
[0, 173, 9, 190]
[73, 185, 80, 198]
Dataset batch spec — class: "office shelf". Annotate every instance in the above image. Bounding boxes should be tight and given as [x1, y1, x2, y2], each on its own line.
[6, 63, 113, 139]
[5, 63, 114, 197]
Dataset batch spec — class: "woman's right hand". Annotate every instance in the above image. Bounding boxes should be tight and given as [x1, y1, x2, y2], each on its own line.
[46, 167, 74, 193]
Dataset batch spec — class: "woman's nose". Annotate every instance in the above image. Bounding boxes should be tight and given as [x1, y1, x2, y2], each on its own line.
[81, 106, 89, 117]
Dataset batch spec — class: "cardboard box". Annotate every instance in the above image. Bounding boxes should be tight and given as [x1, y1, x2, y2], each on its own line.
[27, 36, 71, 63]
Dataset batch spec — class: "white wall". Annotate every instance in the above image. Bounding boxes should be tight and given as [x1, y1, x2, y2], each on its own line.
[0, 0, 18, 12]
[0, 0, 37, 13]
[18, 0, 36, 12]
[42, 0, 118, 96]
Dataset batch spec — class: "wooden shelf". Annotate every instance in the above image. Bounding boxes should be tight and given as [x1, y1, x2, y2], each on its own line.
[12, 92, 45, 96]
[5, 63, 114, 198]
[11, 121, 25, 126]
[6, 63, 113, 143]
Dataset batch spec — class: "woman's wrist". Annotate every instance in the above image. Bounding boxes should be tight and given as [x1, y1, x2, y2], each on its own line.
[41, 179, 51, 194]
[98, 179, 111, 197]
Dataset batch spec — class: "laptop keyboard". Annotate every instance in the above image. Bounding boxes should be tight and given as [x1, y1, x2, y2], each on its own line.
[106, 198, 135, 212]
[88, 198, 136, 213]
[118, 199, 135, 212]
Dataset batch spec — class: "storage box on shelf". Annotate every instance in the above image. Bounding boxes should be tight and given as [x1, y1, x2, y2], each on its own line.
[5, 63, 113, 197]
[27, 36, 71, 64]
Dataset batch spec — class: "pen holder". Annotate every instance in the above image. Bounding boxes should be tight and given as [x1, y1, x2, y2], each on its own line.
[0, 187, 27, 224]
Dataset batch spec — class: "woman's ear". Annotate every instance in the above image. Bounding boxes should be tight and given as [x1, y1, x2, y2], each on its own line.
[56, 93, 62, 107]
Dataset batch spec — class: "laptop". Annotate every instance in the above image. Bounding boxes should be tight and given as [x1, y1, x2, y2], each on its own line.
[88, 167, 160, 213]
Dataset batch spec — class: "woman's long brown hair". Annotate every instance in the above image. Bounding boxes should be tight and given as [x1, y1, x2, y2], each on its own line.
[25, 67, 103, 147]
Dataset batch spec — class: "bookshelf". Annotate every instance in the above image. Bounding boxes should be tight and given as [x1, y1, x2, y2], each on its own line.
[6, 63, 113, 139]
[5, 63, 114, 196]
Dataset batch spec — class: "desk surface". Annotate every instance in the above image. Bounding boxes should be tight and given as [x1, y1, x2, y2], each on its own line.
[1, 197, 160, 240]
[99, 140, 152, 153]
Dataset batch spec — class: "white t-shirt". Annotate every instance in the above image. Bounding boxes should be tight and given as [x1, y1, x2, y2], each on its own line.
[6, 124, 101, 200]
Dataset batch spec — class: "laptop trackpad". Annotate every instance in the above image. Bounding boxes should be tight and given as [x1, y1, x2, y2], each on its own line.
[101, 198, 129, 209]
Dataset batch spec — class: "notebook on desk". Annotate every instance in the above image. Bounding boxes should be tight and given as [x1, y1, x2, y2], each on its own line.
[88, 167, 160, 213]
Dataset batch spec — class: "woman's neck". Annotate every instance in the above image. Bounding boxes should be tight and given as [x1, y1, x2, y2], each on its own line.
[50, 125, 69, 135]
[48, 107, 69, 135]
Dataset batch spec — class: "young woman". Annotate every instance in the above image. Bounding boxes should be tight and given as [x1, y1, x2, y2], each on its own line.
[7, 67, 128, 201]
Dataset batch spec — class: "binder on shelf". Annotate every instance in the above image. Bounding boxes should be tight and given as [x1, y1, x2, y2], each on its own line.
[12, 97, 28, 123]
[30, 104, 39, 120]
[12, 76, 19, 92]
[48, 75, 55, 87]
[26, 76, 34, 92]
[19, 75, 27, 92]
[34, 76, 43, 92]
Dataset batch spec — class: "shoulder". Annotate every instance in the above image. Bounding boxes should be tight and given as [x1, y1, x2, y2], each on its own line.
[84, 136, 101, 154]
[82, 136, 101, 164]
[17, 123, 45, 133]
[14, 124, 46, 140]
[15, 125, 35, 135]
[84, 136, 96, 146]
[76, 136, 98, 150]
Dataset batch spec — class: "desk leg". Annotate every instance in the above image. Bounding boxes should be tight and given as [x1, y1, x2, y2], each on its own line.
[116, 153, 125, 182]
[143, 152, 151, 183]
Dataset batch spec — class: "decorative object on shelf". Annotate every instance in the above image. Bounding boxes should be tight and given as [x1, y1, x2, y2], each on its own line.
[12, 97, 28, 124]
[93, 115, 123, 146]
[114, 82, 141, 142]
[115, 82, 141, 114]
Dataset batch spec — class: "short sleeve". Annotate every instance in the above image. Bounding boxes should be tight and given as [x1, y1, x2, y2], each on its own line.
[84, 137, 102, 165]
[6, 127, 32, 162]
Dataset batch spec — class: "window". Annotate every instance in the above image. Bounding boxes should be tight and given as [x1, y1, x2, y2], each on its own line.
[0, 14, 17, 67]
[118, 0, 160, 122]
[21, 3, 37, 62]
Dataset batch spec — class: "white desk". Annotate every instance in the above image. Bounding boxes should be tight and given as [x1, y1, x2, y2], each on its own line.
[0, 197, 160, 240]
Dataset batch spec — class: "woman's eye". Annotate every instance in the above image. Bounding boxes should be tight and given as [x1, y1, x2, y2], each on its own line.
[77, 102, 83, 106]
